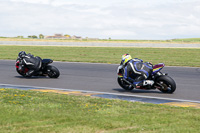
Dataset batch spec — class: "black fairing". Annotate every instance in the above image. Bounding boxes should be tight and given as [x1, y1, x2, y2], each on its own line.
[42, 59, 53, 66]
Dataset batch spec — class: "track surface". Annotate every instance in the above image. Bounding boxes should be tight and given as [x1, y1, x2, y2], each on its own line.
[0, 41, 200, 48]
[0, 60, 200, 101]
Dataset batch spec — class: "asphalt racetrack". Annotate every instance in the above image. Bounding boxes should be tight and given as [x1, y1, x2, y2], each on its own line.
[0, 60, 200, 102]
[0, 41, 200, 48]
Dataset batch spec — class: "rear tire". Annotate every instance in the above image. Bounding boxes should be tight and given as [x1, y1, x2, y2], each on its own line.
[46, 65, 60, 78]
[155, 75, 176, 93]
[117, 77, 133, 91]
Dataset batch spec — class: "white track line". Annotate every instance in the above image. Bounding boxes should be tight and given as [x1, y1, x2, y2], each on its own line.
[1, 83, 200, 103]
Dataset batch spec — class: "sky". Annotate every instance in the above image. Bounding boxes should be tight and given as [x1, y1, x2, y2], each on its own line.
[0, 0, 200, 40]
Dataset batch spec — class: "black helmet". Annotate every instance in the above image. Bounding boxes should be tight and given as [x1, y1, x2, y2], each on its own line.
[18, 51, 26, 58]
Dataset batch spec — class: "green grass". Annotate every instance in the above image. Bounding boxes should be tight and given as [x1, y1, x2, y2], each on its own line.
[0, 88, 200, 133]
[0, 45, 199, 67]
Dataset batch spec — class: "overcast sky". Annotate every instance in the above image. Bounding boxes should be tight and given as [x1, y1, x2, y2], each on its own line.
[1, 0, 200, 40]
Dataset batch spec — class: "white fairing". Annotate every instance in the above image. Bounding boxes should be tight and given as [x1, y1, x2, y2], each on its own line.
[117, 65, 123, 73]
[143, 80, 154, 86]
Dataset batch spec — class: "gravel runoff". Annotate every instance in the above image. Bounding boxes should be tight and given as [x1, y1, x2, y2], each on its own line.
[0, 41, 200, 48]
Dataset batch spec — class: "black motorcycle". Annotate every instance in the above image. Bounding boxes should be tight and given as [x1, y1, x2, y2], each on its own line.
[117, 63, 176, 93]
[16, 58, 60, 78]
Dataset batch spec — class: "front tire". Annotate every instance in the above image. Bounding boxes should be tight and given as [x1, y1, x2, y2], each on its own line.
[117, 77, 133, 91]
[155, 75, 176, 93]
[46, 65, 60, 78]
[16, 68, 26, 77]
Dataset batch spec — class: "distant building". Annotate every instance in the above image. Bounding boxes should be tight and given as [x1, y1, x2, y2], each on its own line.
[44, 34, 82, 40]
[71, 35, 82, 40]
[86, 38, 99, 40]
[44, 34, 69, 39]
[44, 34, 99, 40]
[54, 34, 62, 37]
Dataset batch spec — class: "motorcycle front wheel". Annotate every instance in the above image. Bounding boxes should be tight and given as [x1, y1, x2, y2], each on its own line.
[45, 65, 60, 78]
[155, 75, 176, 93]
[16, 68, 26, 77]
[117, 77, 133, 91]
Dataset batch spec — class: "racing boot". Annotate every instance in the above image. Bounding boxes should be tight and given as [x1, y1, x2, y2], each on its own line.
[25, 70, 35, 77]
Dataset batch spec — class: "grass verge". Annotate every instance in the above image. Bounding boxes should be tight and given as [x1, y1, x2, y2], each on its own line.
[0, 88, 200, 133]
[0, 45, 199, 67]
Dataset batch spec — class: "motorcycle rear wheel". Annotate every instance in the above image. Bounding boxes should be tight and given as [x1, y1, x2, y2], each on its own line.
[117, 77, 133, 91]
[46, 65, 60, 78]
[155, 75, 176, 93]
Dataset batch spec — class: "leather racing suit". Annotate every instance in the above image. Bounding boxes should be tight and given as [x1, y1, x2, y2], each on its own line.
[123, 58, 153, 87]
[20, 53, 42, 77]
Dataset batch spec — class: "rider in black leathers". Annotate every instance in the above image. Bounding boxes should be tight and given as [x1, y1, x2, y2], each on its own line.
[18, 51, 42, 77]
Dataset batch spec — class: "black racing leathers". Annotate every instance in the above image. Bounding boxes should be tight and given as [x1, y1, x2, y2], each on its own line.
[123, 58, 153, 87]
[21, 54, 42, 77]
